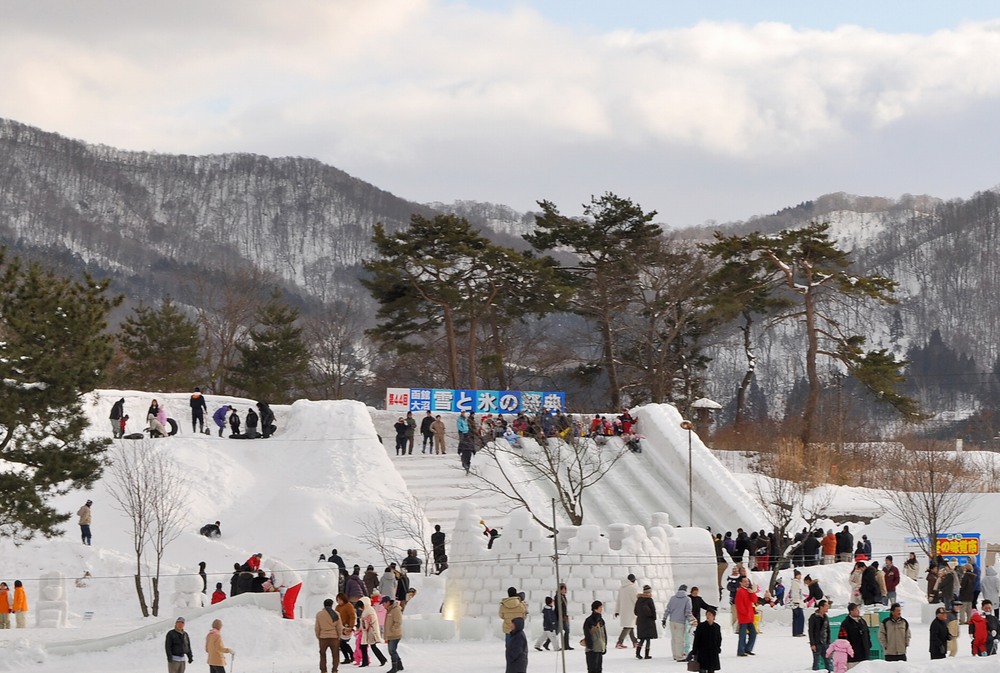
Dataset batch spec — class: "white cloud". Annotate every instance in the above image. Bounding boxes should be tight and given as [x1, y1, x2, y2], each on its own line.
[0, 2, 999, 222]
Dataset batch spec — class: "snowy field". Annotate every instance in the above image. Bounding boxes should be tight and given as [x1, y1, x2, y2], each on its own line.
[0, 389, 998, 673]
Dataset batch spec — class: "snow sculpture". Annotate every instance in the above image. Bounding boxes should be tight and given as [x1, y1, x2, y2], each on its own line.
[301, 563, 340, 617]
[36, 571, 69, 628]
[443, 508, 715, 633]
[172, 569, 204, 609]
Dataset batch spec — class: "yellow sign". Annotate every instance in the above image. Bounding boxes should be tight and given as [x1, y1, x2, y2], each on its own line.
[936, 536, 980, 557]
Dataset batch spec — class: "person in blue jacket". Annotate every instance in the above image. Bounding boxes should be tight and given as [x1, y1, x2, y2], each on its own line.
[212, 405, 232, 437]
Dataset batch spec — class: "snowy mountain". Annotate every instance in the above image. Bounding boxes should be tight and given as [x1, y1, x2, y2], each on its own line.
[4, 117, 1000, 417]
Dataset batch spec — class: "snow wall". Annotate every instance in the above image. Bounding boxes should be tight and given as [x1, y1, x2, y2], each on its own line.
[442, 503, 717, 636]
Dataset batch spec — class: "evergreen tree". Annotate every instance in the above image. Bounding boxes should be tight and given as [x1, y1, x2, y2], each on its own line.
[226, 294, 310, 403]
[0, 252, 120, 541]
[714, 223, 921, 445]
[363, 213, 564, 389]
[116, 297, 202, 391]
[525, 193, 662, 409]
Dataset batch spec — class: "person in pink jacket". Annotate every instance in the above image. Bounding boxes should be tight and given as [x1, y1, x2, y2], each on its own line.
[826, 629, 855, 673]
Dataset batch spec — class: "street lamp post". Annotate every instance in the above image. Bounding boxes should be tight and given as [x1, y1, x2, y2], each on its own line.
[680, 419, 694, 526]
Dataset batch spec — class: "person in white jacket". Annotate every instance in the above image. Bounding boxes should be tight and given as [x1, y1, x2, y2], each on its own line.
[790, 569, 806, 637]
[614, 574, 640, 648]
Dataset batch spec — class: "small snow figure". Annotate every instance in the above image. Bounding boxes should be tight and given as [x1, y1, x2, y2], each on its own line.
[481, 520, 501, 549]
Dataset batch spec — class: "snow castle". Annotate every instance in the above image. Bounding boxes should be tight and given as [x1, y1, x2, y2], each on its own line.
[442, 502, 716, 634]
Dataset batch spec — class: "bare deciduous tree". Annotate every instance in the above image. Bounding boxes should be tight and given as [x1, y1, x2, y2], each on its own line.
[354, 495, 432, 574]
[106, 441, 190, 617]
[753, 471, 833, 592]
[181, 265, 275, 393]
[463, 432, 628, 529]
[880, 443, 978, 561]
[303, 297, 374, 400]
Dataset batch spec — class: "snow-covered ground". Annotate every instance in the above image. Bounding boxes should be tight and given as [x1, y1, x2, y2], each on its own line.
[0, 390, 997, 673]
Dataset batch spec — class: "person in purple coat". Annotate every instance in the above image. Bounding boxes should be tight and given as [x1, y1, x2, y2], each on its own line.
[212, 405, 232, 437]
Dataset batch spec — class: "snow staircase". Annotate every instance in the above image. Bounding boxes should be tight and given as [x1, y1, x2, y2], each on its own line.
[386, 442, 515, 529]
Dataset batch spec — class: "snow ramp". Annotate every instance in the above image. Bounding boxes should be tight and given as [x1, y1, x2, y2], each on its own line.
[626, 403, 767, 532]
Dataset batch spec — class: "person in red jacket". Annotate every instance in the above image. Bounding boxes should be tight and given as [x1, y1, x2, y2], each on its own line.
[244, 553, 262, 572]
[970, 610, 988, 656]
[883, 556, 901, 604]
[211, 583, 226, 605]
[735, 577, 758, 656]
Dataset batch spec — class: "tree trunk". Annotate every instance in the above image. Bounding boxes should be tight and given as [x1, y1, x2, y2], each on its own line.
[442, 304, 459, 389]
[600, 309, 620, 409]
[802, 290, 820, 447]
[151, 576, 160, 617]
[735, 312, 755, 428]
[489, 306, 509, 391]
[133, 574, 149, 618]
[467, 315, 478, 389]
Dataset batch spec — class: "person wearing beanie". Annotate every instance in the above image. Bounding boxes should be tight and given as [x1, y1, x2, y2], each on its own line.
[615, 573, 639, 648]
[633, 583, 658, 660]
[383, 596, 404, 673]
[165, 616, 193, 671]
[205, 618, 234, 673]
[77, 499, 93, 545]
[665, 583, 694, 661]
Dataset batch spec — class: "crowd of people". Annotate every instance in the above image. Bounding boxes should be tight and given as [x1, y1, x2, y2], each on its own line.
[108, 390, 278, 440]
[391, 407, 645, 474]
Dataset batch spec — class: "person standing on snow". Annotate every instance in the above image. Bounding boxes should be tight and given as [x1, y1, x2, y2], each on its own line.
[77, 499, 93, 545]
[383, 595, 405, 673]
[583, 600, 607, 673]
[393, 417, 407, 456]
[109, 397, 126, 438]
[506, 616, 528, 673]
[165, 616, 193, 672]
[228, 410, 241, 438]
[205, 618, 234, 673]
[244, 407, 259, 439]
[633, 584, 658, 660]
[189, 388, 208, 434]
[431, 414, 447, 454]
[664, 583, 693, 661]
[419, 410, 435, 454]
[614, 573, 639, 649]
[314, 597, 342, 673]
[403, 411, 416, 454]
[790, 569, 806, 637]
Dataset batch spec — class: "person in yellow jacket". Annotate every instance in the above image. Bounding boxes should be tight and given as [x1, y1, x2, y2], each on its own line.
[205, 618, 234, 673]
[0, 582, 11, 629]
[12, 580, 28, 628]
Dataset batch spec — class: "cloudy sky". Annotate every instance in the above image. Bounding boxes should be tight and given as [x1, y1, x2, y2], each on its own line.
[2, 1, 1000, 226]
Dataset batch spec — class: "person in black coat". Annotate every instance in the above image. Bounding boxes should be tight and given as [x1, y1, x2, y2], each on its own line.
[189, 388, 208, 433]
[245, 407, 260, 438]
[257, 401, 275, 438]
[419, 410, 435, 454]
[691, 608, 722, 673]
[929, 606, 951, 659]
[802, 531, 821, 566]
[689, 587, 717, 623]
[393, 418, 408, 456]
[230, 563, 241, 597]
[860, 565, 881, 605]
[506, 616, 528, 673]
[165, 617, 193, 666]
[109, 398, 126, 438]
[842, 603, 871, 664]
[229, 410, 241, 437]
[633, 585, 658, 660]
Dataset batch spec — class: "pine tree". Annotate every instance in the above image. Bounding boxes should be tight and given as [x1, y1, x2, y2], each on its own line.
[226, 294, 310, 403]
[525, 193, 662, 409]
[116, 297, 202, 391]
[0, 252, 120, 541]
